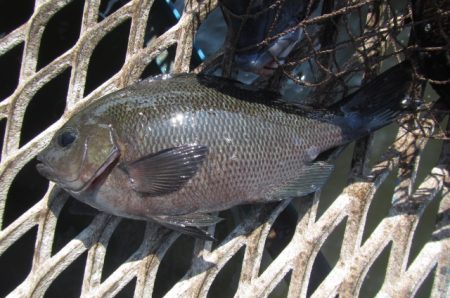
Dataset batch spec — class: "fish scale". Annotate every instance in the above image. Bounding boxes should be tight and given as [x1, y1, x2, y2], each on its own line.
[37, 62, 413, 238]
[94, 76, 343, 215]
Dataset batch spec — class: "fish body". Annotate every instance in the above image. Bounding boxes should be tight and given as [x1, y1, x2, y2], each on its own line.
[220, 0, 309, 74]
[37, 62, 412, 238]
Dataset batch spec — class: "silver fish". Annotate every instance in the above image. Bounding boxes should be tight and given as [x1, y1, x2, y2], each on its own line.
[220, 0, 310, 75]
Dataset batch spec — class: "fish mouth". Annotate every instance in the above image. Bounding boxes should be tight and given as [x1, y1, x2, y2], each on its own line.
[36, 154, 64, 184]
[36, 162, 60, 183]
[36, 147, 120, 194]
[36, 149, 85, 185]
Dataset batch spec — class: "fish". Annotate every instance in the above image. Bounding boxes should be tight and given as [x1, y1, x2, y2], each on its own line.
[36, 61, 413, 240]
[220, 0, 311, 75]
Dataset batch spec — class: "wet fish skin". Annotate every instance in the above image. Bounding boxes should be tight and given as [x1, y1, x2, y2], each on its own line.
[220, 0, 311, 74]
[36, 62, 413, 238]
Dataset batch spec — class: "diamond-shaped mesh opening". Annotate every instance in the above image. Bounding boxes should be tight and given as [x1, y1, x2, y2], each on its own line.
[0, 0, 448, 297]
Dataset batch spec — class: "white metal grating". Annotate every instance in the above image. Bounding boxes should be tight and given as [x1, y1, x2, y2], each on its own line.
[0, 0, 448, 297]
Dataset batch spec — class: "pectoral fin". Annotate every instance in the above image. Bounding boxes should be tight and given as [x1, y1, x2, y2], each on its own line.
[120, 145, 208, 196]
[271, 162, 334, 198]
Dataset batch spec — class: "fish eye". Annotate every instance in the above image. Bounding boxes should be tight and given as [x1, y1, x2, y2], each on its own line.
[57, 130, 77, 148]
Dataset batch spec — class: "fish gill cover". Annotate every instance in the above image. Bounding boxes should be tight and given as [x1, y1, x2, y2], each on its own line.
[0, 0, 449, 297]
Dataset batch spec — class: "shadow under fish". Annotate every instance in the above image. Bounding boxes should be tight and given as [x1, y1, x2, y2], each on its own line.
[36, 61, 414, 240]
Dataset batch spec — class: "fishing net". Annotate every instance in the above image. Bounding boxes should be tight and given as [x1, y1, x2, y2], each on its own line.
[0, 0, 448, 297]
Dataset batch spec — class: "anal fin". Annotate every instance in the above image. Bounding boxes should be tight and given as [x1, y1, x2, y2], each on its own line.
[270, 162, 334, 198]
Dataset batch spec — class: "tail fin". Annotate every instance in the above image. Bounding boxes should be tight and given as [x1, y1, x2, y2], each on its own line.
[334, 61, 414, 139]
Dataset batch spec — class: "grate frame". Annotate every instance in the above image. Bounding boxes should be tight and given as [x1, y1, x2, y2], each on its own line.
[0, 0, 448, 297]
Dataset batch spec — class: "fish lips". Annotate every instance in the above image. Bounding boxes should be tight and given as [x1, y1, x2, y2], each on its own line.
[36, 154, 60, 183]
[36, 162, 54, 180]
[36, 147, 120, 194]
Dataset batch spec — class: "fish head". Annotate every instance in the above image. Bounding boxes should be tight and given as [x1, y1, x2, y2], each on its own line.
[36, 116, 120, 194]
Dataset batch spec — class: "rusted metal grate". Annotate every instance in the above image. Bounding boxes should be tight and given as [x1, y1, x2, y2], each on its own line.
[0, 0, 448, 297]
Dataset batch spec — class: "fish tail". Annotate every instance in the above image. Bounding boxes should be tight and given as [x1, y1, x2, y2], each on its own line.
[334, 61, 415, 139]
